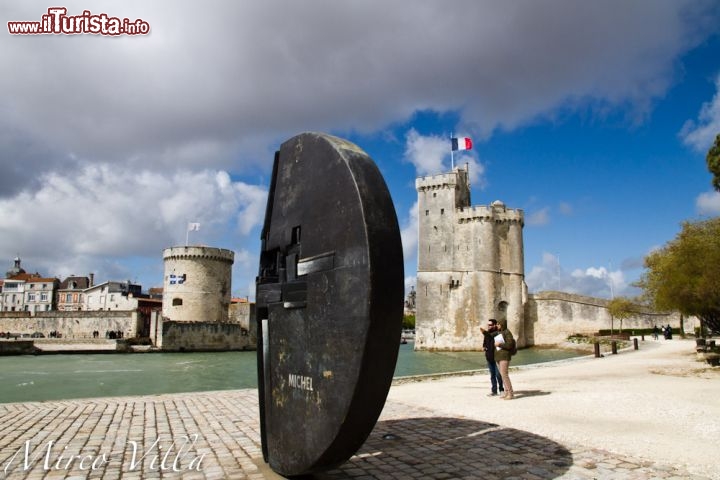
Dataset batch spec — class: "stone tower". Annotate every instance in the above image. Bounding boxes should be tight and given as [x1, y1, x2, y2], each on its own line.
[162, 246, 235, 322]
[415, 165, 526, 350]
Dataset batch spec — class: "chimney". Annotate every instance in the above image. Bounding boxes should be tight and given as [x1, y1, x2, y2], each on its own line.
[89, 273, 94, 287]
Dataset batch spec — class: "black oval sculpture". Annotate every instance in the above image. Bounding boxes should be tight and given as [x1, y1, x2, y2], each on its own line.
[255, 132, 404, 476]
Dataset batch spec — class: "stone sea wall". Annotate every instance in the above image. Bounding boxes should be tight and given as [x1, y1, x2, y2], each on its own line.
[0, 340, 36, 355]
[0, 311, 140, 339]
[524, 291, 694, 346]
[158, 320, 254, 351]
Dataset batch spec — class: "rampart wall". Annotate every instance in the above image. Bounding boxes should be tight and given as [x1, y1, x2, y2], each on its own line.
[158, 321, 254, 352]
[525, 291, 694, 345]
[0, 311, 140, 339]
[228, 302, 254, 325]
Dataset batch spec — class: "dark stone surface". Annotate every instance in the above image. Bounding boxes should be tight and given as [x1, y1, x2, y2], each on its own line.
[255, 132, 404, 476]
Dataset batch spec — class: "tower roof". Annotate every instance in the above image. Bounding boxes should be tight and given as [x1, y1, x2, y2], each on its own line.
[6, 256, 26, 278]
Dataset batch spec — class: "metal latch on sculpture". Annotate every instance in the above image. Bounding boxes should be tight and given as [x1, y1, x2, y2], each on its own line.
[297, 251, 335, 276]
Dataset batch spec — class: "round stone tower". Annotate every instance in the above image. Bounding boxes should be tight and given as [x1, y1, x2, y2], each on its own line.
[162, 246, 235, 322]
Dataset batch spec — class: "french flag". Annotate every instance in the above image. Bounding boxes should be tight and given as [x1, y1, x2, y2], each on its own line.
[451, 137, 472, 151]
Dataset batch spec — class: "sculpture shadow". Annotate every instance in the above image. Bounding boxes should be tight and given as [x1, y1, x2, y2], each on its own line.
[311, 416, 572, 479]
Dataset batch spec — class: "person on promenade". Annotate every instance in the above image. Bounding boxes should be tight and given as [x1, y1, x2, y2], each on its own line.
[494, 319, 516, 400]
[480, 319, 504, 397]
[653, 325, 659, 340]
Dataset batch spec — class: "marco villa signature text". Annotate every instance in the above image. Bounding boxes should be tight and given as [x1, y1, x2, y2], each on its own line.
[2, 434, 205, 475]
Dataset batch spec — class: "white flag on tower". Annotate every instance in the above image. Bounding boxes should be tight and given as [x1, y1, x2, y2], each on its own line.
[188, 222, 200, 231]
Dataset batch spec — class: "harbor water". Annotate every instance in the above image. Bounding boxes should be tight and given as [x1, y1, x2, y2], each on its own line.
[0, 343, 581, 404]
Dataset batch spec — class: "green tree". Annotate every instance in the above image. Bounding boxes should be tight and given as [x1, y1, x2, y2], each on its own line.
[637, 218, 720, 334]
[708, 133, 720, 192]
[607, 297, 636, 335]
[402, 314, 415, 330]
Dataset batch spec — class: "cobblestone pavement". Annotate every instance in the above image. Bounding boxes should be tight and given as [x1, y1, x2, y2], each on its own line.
[0, 389, 712, 480]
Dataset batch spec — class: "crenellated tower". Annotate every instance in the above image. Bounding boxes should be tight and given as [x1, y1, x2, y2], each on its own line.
[415, 165, 527, 350]
[162, 246, 235, 323]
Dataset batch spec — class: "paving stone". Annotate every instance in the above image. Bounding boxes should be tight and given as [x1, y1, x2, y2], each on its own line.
[0, 389, 715, 480]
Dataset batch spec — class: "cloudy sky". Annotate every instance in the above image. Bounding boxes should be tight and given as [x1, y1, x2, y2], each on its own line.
[2, 1, 720, 300]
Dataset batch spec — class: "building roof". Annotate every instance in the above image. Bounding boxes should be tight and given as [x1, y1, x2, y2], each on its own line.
[7, 273, 57, 283]
[5, 257, 26, 278]
[85, 281, 142, 294]
[138, 297, 162, 305]
[59, 276, 90, 290]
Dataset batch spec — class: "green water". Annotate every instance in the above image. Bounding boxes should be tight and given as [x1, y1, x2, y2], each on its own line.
[0, 344, 581, 404]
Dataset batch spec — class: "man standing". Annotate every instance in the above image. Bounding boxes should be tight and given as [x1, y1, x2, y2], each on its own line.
[481, 319, 504, 397]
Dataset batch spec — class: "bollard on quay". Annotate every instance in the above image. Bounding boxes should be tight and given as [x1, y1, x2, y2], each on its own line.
[594, 342, 600, 358]
[633, 338, 638, 350]
[611, 341, 618, 354]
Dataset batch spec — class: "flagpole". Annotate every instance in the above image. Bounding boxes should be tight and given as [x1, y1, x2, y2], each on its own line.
[186, 223, 189, 246]
[450, 133, 454, 171]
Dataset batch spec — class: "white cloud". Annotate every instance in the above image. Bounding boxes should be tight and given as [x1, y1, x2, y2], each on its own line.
[457, 155, 487, 189]
[558, 202, 574, 215]
[696, 190, 720, 215]
[403, 130, 487, 187]
[1, 0, 716, 298]
[400, 201, 419, 264]
[526, 252, 638, 298]
[3, 0, 714, 195]
[680, 74, 720, 151]
[0, 164, 266, 285]
[232, 249, 258, 300]
[403, 130, 448, 175]
[526, 207, 551, 226]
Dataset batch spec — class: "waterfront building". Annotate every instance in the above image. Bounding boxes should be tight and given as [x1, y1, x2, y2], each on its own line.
[84, 281, 142, 311]
[1, 258, 60, 313]
[22, 276, 60, 313]
[2, 257, 26, 312]
[57, 275, 92, 311]
[2, 278, 26, 312]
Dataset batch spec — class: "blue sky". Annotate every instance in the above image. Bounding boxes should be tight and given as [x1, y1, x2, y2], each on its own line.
[1, 1, 720, 302]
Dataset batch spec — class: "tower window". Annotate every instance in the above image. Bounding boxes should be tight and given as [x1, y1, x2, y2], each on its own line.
[440, 209, 444, 215]
[172, 298, 183, 306]
[433, 192, 437, 197]
[425, 210, 429, 216]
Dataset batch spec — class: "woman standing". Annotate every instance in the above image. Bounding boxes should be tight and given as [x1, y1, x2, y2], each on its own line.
[494, 319, 515, 400]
